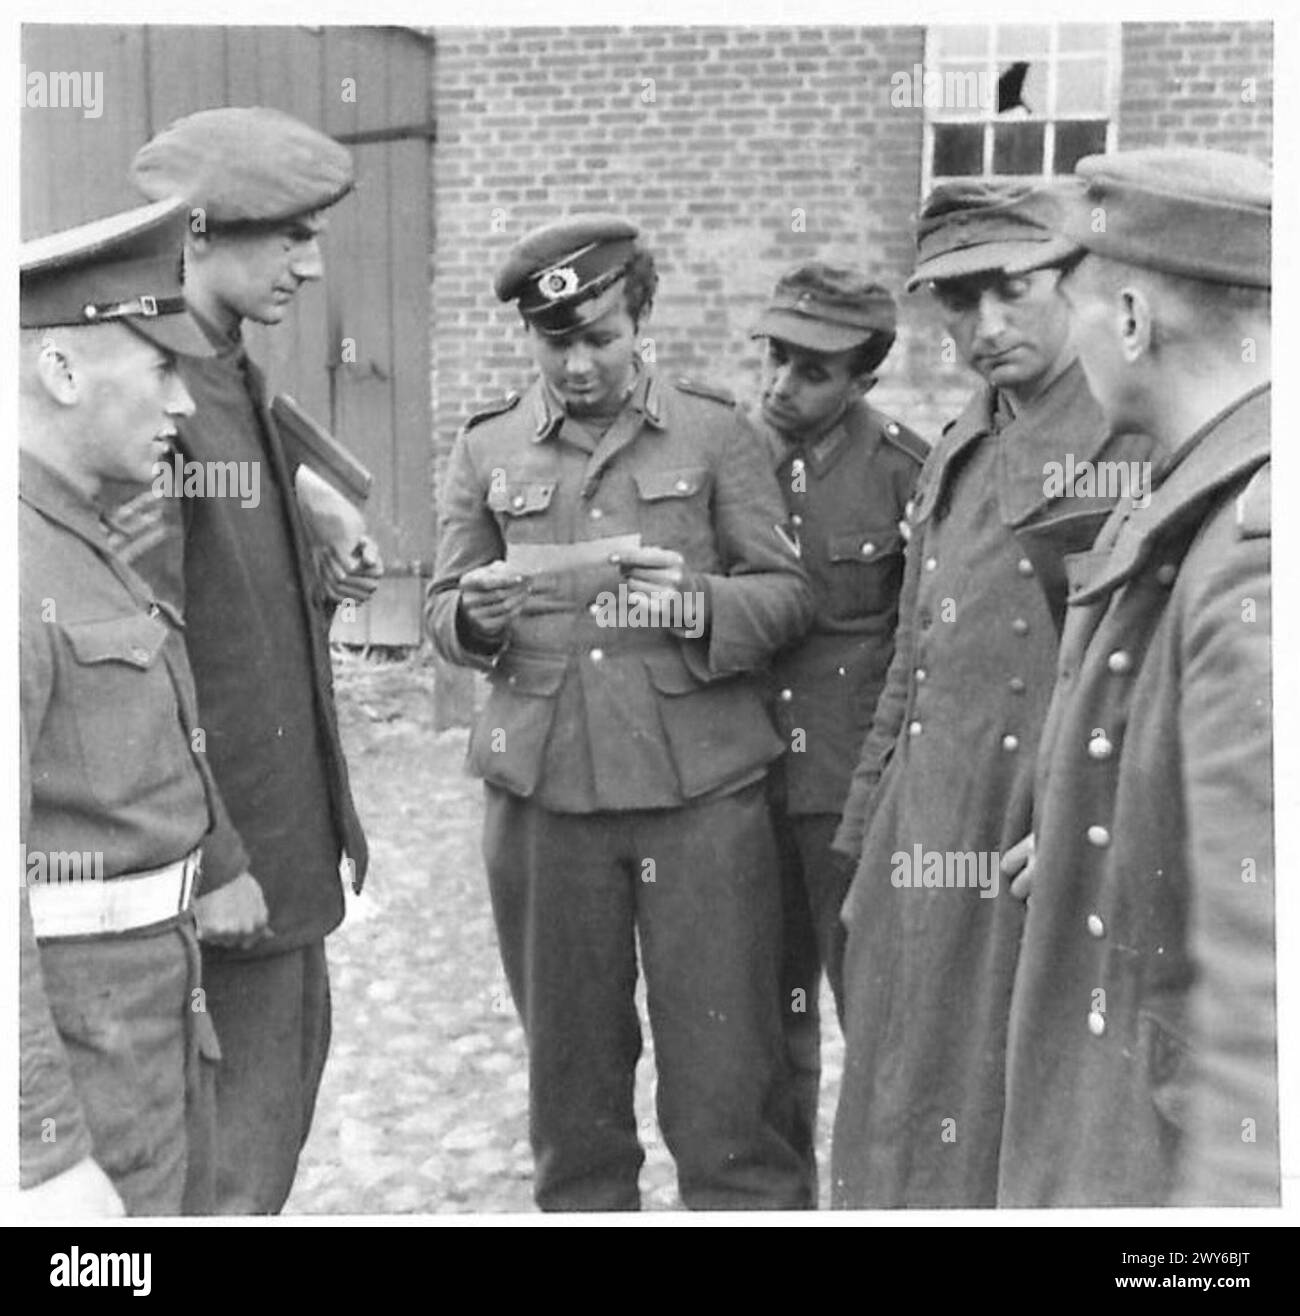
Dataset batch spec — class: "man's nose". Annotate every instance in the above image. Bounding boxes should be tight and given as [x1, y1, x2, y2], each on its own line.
[290, 238, 324, 283]
[166, 374, 196, 419]
[974, 289, 1009, 339]
[565, 343, 594, 375]
[771, 362, 796, 398]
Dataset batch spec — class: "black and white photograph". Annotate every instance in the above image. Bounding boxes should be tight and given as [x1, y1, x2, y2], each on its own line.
[7, 0, 1294, 1247]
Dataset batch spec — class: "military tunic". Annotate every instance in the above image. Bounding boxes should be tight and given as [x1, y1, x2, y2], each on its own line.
[429, 369, 815, 1210]
[829, 361, 1156, 1207]
[753, 396, 927, 1193]
[20, 451, 230, 1214]
[999, 385, 1276, 1206]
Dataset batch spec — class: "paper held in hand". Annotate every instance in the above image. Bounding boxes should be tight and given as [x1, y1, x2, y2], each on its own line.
[505, 533, 641, 577]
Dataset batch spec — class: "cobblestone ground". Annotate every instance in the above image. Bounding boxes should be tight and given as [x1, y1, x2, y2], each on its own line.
[286, 652, 843, 1216]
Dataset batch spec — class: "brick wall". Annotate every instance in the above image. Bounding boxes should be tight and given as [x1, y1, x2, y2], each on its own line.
[1119, 22, 1273, 158]
[429, 20, 1273, 483]
[430, 23, 971, 479]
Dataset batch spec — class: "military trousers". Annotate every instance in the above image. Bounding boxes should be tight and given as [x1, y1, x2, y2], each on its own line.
[38, 914, 216, 1216]
[189, 939, 332, 1214]
[483, 780, 809, 1211]
[773, 810, 851, 1202]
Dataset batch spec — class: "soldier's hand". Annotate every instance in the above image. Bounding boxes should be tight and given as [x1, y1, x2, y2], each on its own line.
[316, 534, 384, 605]
[195, 870, 272, 950]
[1002, 834, 1037, 901]
[23, 1156, 125, 1218]
[615, 545, 687, 601]
[458, 560, 529, 639]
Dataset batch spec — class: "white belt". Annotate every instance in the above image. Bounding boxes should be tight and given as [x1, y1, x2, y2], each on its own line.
[29, 852, 200, 940]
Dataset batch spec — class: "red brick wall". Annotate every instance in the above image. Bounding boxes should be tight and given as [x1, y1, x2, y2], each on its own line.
[1119, 22, 1273, 158]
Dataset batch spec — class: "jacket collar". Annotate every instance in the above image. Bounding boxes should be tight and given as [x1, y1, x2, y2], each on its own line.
[918, 359, 1108, 528]
[19, 449, 109, 548]
[756, 396, 880, 477]
[1070, 383, 1270, 605]
[529, 368, 664, 442]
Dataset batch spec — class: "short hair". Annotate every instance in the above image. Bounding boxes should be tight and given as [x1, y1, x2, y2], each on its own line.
[848, 329, 896, 377]
[621, 244, 659, 325]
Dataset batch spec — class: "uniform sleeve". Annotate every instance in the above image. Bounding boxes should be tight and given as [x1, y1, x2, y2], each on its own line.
[689, 416, 814, 676]
[426, 428, 508, 672]
[831, 510, 922, 859]
[19, 618, 95, 1187]
[1172, 498, 1277, 1205]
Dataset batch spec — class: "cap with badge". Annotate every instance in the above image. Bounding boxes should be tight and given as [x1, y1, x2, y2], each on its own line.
[20, 196, 213, 356]
[1004, 148, 1271, 289]
[752, 262, 897, 353]
[131, 106, 354, 227]
[495, 214, 642, 336]
[906, 178, 1084, 292]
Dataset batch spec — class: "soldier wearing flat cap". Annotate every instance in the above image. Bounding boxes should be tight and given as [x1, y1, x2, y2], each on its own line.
[429, 215, 815, 1210]
[829, 180, 1156, 1208]
[116, 106, 375, 1213]
[746, 262, 927, 1199]
[997, 149, 1276, 1206]
[19, 198, 246, 1215]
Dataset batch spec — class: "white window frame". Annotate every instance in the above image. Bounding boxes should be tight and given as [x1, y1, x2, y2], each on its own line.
[921, 23, 1122, 195]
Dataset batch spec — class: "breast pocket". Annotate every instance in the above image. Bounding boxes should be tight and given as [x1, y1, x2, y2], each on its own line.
[823, 527, 905, 621]
[487, 478, 557, 544]
[59, 613, 177, 809]
[632, 466, 714, 558]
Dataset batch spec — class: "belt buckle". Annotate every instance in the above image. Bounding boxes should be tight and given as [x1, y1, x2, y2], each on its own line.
[178, 851, 200, 912]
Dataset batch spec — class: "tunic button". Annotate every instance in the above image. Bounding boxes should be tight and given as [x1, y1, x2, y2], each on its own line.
[589, 507, 604, 520]
[674, 479, 690, 494]
[1017, 557, 1034, 576]
[1107, 649, 1132, 674]
[589, 603, 602, 616]
[886, 422, 899, 436]
[148, 604, 161, 618]
[836, 666, 846, 677]
[914, 667, 927, 683]
[791, 513, 803, 528]
[860, 541, 875, 557]
[1008, 676, 1026, 694]
[130, 646, 150, 664]
[779, 688, 793, 702]
[511, 494, 525, 510]
[1155, 563, 1177, 586]
[924, 556, 938, 571]
[1087, 913, 1105, 938]
[1011, 618, 1029, 636]
[590, 648, 604, 663]
[908, 720, 923, 737]
[1001, 734, 1019, 752]
[1087, 733, 1114, 760]
[1087, 824, 1111, 848]
[1087, 1010, 1106, 1037]
[791, 458, 805, 477]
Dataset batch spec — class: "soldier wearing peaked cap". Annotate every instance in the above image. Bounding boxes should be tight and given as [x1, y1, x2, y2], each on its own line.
[429, 215, 816, 1210]
[19, 198, 247, 1215]
[829, 179, 1156, 1209]
[745, 262, 927, 1201]
[117, 106, 376, 1213]
[998, 149, 1276, 1206]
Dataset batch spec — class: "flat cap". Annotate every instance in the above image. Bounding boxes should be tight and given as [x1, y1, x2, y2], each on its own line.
[1005, 148, 1271, 289]
[906, 179, 1083, 292]
[752, 262, 896, 353]
[21, 196, 212, 356]
[494, 214, 641, 336]
[131, 106, 354, 227]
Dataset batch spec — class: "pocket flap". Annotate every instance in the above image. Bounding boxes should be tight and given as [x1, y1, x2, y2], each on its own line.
[641, 646, 702, 695]
[488, 480, 557, 516]
[633, 466, 710, 502]
[828, 528, 901, 564]
[62, 614, 169, 669]
[495, 654, 568, 696]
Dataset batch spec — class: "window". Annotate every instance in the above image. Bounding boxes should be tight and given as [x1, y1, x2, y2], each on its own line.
[922, 23, 1120, 191]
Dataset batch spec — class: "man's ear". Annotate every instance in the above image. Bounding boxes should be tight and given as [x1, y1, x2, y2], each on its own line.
[35, 335, 79, 407]
[851, 370, 878, 396]
[1117, 285, 1155, 364]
